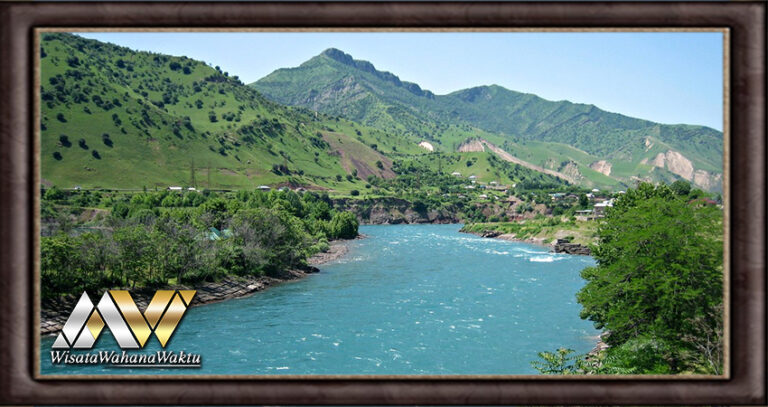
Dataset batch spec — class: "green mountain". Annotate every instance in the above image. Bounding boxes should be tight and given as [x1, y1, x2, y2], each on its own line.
[40, 34, 564, 194]
[252, 48, 723, 192]
[39, 34, 422, 191]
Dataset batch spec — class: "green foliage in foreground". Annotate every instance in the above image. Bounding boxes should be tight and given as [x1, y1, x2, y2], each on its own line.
[41, 189, 358, 298]
[532, 182, 723, 375]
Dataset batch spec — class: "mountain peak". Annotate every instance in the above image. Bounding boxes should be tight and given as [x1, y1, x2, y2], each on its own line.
[320, 48, 355, 64]
[314, 48, 434, 99]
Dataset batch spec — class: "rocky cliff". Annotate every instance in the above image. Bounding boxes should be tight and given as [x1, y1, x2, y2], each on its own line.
[332, 197, 461, 225]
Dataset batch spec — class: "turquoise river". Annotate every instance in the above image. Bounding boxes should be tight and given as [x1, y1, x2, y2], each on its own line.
[41, 224, 600, 375]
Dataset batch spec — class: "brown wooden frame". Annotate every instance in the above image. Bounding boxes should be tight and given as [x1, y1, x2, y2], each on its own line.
[0, 1, 765, 404]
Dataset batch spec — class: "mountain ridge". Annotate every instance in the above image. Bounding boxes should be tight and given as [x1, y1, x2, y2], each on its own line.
[251, 48, 723, 191]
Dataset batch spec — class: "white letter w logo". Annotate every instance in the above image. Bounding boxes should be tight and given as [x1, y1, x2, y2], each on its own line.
[52, 290, 195, 349]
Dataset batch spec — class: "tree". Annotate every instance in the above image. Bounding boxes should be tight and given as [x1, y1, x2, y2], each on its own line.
[531, 348, 580, 374]
[329, 212, 358, 239]
[670, 179, 692, 196]
[579, 193, 589, 208]
[576, 183, 723, 373]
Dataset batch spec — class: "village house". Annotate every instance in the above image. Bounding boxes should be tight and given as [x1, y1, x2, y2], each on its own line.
[549, 192, 566, 201]
[593, 199, 615, 218]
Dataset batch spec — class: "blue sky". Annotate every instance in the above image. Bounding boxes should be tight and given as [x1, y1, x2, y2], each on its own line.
[78, 31, 723, 131]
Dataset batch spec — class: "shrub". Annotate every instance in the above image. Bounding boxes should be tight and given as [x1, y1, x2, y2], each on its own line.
[329, 212, 359, 239]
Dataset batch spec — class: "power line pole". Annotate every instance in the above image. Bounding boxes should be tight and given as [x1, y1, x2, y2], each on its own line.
[190, 160, 197, 188]
[207, 161, 212, 189]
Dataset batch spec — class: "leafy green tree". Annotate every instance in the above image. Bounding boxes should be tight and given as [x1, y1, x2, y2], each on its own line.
[113, 225, 154, 288]
[576, 183, 723, 373]
[329, 211, 359, 239]
[670, 179, 692, 196]
[579, 193, 589, 208]
[531, 348, 579, 374]
[41, 234, 79, 297]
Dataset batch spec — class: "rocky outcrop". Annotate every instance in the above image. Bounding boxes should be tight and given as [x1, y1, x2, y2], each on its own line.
[558, 160, 583, 181]
[643, 149, 722, 191]
[589, 160, 612, 176]
[553, 238, 591, 255]
[647, 150, 694, 181]
[332, 197, 460, 225]
[457, 138, 485, 152]
[418, 141, 435, 151]
[693, 170, 723, 191]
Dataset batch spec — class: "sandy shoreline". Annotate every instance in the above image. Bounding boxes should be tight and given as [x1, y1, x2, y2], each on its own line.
[41, 237, 358, 336]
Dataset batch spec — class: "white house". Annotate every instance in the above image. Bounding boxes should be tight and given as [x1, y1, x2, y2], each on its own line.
[451, 172, 462, 177]
[257, 185, 271, 191]
[168, 186, 183, 191]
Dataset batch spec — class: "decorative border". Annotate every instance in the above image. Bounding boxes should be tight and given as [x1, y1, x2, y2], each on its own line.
[0, 2, 764, 404]
[31, 26, 732, 383]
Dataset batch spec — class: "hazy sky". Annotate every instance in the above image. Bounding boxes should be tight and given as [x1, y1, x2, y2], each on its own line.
[78, 31, 724, 131]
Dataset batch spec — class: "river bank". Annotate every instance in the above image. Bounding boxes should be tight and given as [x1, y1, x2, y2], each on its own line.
[460, 218, 596, 255]
[40, 237, 356, 336]
[462, 229, 593, 255]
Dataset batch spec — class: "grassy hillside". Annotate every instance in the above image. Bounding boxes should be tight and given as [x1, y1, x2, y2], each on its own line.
[252, 48, 723, 192]
[40, 34, 418, 191]
[40, 33, 568, 201]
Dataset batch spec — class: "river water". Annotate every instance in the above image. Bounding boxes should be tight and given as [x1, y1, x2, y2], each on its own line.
[40, 224, 599, 375]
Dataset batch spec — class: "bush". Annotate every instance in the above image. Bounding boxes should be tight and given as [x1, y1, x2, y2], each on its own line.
[350, 190, 360, 196]
[328, 212, 358, 239]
